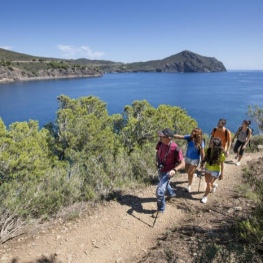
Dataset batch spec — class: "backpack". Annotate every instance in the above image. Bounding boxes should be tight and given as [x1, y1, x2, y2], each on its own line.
[212, 127, 228, 142]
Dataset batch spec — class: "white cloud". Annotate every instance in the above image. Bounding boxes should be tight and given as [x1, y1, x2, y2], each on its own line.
[0, 46, 12, 50]
[57, 45, 105, 59]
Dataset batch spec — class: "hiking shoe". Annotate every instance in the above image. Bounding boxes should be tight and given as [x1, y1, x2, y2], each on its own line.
[236, 162, 240, 166]
[166, 194, 176, 202]
[185, 185, 191, 192]
[211, 183, 218, 193]
[201, 196, 208, 203]
[151, 211, 163, 218]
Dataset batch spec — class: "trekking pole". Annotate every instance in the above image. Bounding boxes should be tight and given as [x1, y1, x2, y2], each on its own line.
[198, 168, 205, 192]
[198, 172, 202, 192]
[153, 178, 170, 228]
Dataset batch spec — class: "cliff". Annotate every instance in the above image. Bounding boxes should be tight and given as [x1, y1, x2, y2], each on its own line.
[118, 50, 226, 73]
[0, 64, 102, 83]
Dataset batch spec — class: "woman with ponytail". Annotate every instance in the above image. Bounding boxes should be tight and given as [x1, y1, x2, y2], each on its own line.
[200, 137, 225, 203]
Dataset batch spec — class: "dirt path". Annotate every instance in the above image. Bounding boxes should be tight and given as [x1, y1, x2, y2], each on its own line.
[0, 151, 262, 263]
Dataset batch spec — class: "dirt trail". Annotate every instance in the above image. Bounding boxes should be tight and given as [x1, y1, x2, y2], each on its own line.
[0, 151, 262, 263]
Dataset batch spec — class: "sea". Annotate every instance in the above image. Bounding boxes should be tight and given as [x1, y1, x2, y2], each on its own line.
[0, 71, 263, 135]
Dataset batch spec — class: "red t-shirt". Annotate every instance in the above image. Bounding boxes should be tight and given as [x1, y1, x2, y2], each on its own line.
[156, 141, 183, 172]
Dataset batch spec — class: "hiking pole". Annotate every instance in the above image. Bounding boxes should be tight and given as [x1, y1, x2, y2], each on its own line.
[198, 172, 202, 192]
[153, 179, 170, 228]
[198, 168, 205, 192]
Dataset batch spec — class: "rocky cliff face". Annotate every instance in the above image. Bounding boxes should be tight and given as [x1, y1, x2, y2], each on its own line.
[120, 50, 227, 73]
[0, 66, 102, 83]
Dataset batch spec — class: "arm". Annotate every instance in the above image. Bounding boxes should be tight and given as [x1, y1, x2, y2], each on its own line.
[226, 130, 232, 156]
[232, 128, 239, 143]
[200, 147, 205, 164]
[169, 159, 185, 177]
[243, 129, 252, 148]
[155, 151, 159, 168]
[174, 134, 184, 139]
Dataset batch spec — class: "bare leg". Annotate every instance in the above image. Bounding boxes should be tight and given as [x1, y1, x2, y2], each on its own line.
[204, 172, 213, 197]
[187, 164, 197, 186]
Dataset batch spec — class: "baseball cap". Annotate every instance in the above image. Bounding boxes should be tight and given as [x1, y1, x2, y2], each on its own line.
[158, 128, 174, 138]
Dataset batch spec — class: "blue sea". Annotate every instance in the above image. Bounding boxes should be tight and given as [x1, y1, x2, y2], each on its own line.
[0, 71, 263, 134]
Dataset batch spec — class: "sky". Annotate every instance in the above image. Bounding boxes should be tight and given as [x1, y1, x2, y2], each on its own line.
[1, 0, 263, 70]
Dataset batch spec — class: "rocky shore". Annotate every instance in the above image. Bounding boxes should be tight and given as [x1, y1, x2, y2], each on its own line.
[0, 66, 103, 83]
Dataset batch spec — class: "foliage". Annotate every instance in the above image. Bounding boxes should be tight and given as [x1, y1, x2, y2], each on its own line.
[0, 96, 224, 243]
[247, 105, 263, 133]
[231, 158, 263, 258]
[0, 119, 57, 182]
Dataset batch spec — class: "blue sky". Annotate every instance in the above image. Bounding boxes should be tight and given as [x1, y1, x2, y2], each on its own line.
[1, 0, 263, 70]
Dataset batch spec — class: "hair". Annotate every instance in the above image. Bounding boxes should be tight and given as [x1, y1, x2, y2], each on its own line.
[219, 118, 227, 125]
[204, 137, 224, 166]
[190, 128, 203, 148]
[243, 120, 251, 126]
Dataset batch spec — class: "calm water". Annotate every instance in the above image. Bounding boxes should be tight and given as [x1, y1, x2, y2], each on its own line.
[0, 71, 263, 134]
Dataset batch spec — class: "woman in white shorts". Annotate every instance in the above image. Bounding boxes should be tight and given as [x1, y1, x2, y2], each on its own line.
[174, 128, 205, 192]
[200, 137, 225, 203]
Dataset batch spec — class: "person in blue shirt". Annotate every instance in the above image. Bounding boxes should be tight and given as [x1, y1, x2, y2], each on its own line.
[174, 128, 205, 192]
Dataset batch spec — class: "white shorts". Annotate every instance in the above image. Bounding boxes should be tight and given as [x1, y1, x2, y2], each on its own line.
[205, 169, 221, 178]
[185, 157, 200, 166]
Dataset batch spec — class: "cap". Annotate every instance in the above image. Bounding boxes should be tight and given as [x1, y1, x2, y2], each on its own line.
[158, 128, 174, 138]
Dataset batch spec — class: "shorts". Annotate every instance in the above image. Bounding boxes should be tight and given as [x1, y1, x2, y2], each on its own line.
[205, 169, 221, 178]
[185, 157, 200, 166]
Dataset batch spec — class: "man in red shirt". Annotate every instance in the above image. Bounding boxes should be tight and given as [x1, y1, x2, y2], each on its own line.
[153, 128, 185, 218]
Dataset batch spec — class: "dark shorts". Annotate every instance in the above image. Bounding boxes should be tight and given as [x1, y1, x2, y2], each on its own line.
[233, 140, 246, 156]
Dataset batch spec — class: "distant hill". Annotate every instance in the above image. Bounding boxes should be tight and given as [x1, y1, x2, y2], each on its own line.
[124, 50, 226, 73]
[0, 48, 226, 83]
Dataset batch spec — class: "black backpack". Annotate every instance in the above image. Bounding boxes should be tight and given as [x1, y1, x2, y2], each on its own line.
[212, 127, 228, 142]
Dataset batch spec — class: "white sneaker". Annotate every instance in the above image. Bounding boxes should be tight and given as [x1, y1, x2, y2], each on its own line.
[185, 185, 191, 192]
[211, 183, 218, 193]
[236, 162, 240, 166]
[201, 196, 208, 203]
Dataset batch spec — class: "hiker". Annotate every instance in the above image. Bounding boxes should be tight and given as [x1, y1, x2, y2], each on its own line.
[153, 128, 185, 217]
[232, 120, 252, 166]
[200, 137, 225, 203]
[210, 118, 232, 157]
[174, 127, 205, 192]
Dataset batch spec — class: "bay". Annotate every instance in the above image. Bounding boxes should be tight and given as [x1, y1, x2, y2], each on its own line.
[0, 71, 263, 134]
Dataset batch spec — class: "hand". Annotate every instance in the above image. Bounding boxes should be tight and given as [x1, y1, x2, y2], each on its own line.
[169, 169, 176, 178]
[219, 174, 223, 180]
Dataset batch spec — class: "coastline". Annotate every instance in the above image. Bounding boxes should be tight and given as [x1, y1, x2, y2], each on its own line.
[0, 73, 103, 84]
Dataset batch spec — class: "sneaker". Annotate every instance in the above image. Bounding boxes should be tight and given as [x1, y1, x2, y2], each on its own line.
[166, 194, 176, 202]
[236, 162, 240, 166]
[211, 183, 218, 193]
[201, 196, 208, 203]
[151, 211, 163, 218]
[185, 185, 191, 192]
